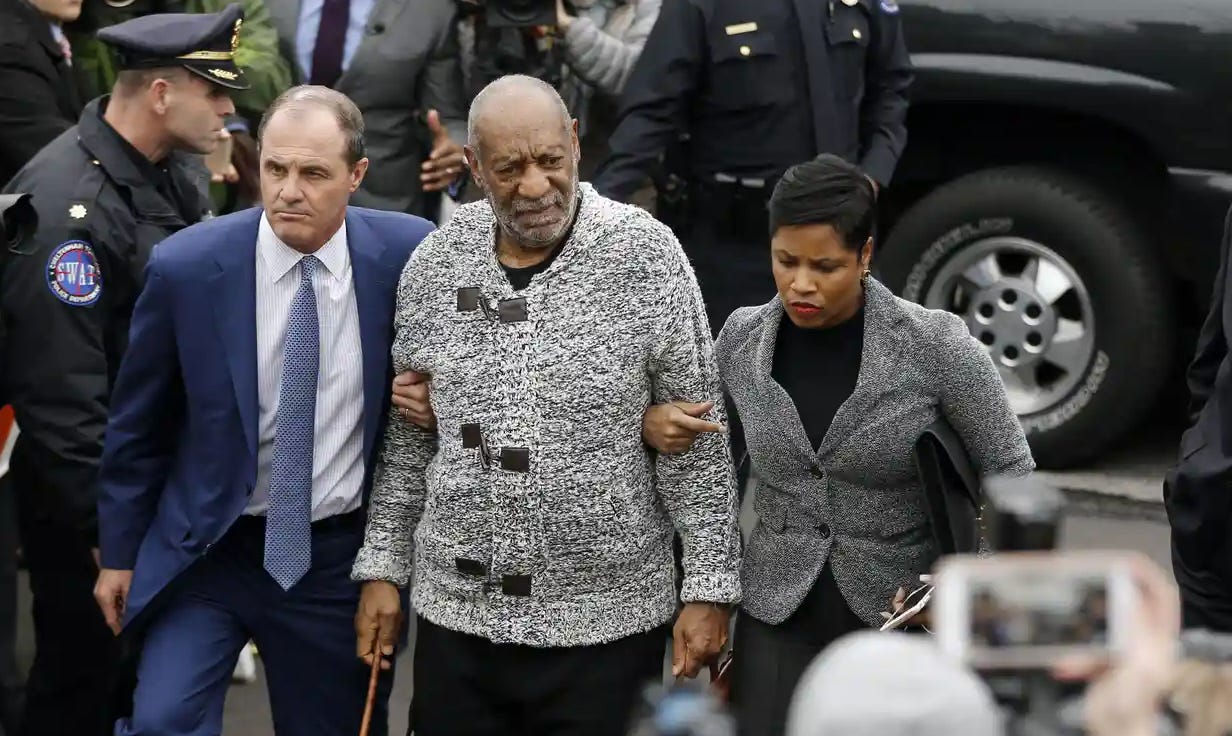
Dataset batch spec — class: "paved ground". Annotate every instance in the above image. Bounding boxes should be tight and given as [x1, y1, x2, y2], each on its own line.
[1035, 421, 1178, 505]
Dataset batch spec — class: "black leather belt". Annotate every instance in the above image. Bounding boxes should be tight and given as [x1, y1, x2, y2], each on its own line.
[711, 172, 779, 190]
[686, 177, 776, 237]
[233, 508, 364, 534]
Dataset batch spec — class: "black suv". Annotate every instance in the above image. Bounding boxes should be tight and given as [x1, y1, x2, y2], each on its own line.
[878, 0, 1232, 468]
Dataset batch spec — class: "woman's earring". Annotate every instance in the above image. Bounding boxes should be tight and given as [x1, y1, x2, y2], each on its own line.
[861, 268, 871, 287]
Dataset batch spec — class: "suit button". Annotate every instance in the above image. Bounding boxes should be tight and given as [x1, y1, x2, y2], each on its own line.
[819, 523, 831, 539]
[810, 464, 824, 479]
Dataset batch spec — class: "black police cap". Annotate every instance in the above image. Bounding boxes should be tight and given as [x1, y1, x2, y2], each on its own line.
[96, 3, 250, 91]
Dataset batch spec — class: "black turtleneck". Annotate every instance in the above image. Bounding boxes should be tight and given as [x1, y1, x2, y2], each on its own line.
[771, 303, 865, 451]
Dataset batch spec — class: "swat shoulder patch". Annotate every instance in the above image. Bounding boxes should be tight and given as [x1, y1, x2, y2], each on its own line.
[46, 240, 103, 307]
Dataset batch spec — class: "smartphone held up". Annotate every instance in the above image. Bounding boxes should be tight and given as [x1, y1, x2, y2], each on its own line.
[931, 552, 1135, 671]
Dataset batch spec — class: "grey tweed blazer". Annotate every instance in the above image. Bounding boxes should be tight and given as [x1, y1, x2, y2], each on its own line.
[716, 279, 1034, 628]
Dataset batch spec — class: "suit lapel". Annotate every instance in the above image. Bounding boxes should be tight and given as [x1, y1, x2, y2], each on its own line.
[337, 0, 412, 89]
[345, 210, 393, 465]
[746, 301, 817, 467]
[210, 212, 262, 459]
[20, 2, 80, 116]
[270, 0, 306, 76]
[817, 280, 906, 458]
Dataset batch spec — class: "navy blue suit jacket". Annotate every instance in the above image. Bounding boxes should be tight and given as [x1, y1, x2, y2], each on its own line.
[97, 206, 431, 628]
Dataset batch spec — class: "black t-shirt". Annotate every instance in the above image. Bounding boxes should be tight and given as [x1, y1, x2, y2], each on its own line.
[771, 305, 865, 451]
[501, 239, 565, 291]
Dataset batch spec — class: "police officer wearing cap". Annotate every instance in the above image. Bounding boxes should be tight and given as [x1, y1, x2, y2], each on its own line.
[592, 0, 912, 335]
[0, 7, 245, 735]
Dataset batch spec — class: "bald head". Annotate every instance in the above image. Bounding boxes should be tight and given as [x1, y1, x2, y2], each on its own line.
[463, 75, 580, 254]
[259, 85, 366, 166]
[466, 75, 571, 155]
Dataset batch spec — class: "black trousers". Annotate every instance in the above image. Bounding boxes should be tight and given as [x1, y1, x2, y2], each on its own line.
[10, 451, 119, 736]
[0, 474, 23, 735]
[1173, 535, 1232, 632]
[729, 564, 866, 736]
[410, 616, 668, 736]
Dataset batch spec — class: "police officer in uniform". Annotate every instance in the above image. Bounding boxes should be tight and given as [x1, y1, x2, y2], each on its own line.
[592, 0, 913, 335]
[0, 7, 246, 735]
[0, 193, 38, 736]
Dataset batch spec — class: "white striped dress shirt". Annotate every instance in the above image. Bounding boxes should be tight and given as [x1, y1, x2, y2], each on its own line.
[245, 214, 365, 521]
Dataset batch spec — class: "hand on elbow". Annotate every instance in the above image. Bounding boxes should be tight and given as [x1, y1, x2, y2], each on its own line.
[642, 401, 725, 454]
[392, 371, 436, 430]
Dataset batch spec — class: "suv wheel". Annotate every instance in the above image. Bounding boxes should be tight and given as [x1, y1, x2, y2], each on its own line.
[879, 167, 1173, 469]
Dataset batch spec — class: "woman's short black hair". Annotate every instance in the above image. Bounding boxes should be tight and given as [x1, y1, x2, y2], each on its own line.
[768, 154, 877, 250]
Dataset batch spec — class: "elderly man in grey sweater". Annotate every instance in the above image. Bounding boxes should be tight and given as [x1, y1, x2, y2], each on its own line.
[351, 74, 741, 736]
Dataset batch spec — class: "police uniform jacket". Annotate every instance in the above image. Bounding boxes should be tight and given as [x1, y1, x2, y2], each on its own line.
[1169, 207, 1232, 629]
[593, 0, 912, 200]
[0, 96, 212, 544]
[351, 184, 742, 647]
[0, 0, 82, 186]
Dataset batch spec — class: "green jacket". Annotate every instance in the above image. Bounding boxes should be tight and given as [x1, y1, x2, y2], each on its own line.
[67, 0, 292, 125]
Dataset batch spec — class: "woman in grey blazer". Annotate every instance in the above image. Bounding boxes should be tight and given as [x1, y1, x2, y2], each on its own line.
[714, 155, 1034, 734]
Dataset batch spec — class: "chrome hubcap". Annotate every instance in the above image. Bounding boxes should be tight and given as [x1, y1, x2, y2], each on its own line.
[924, 237, 1096, 415]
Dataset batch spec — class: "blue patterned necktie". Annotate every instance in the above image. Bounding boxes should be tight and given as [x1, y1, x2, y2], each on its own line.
[265, 255, 320, 590]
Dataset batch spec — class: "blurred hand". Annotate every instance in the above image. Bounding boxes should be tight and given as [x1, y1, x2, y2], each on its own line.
[1052, 554, 1180, 736]
[709, 651, 735, 703]
[880, 584, 931, 629]
[94, 568, 133, 635]
[421, 110, 464, 192]
[355, 581, 403, 671]
[205, 129, 238, 184]
[1168, 659, 1232, 736]
[391, 371, 435, 430]
[555, 0, 574, 30]
[672, 603, 730, 678]
[642, 401, 724, 454]
[229, 130, 261, 204]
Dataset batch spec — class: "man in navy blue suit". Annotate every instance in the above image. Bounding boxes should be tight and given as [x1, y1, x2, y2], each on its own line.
[92, 84, 432, 735]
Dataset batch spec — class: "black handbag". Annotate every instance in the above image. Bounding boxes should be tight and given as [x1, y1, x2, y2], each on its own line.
[914, 417, 983, 555]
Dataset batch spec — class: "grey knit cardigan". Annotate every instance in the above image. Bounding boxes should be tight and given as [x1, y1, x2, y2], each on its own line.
[351, 184, 742, 647]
